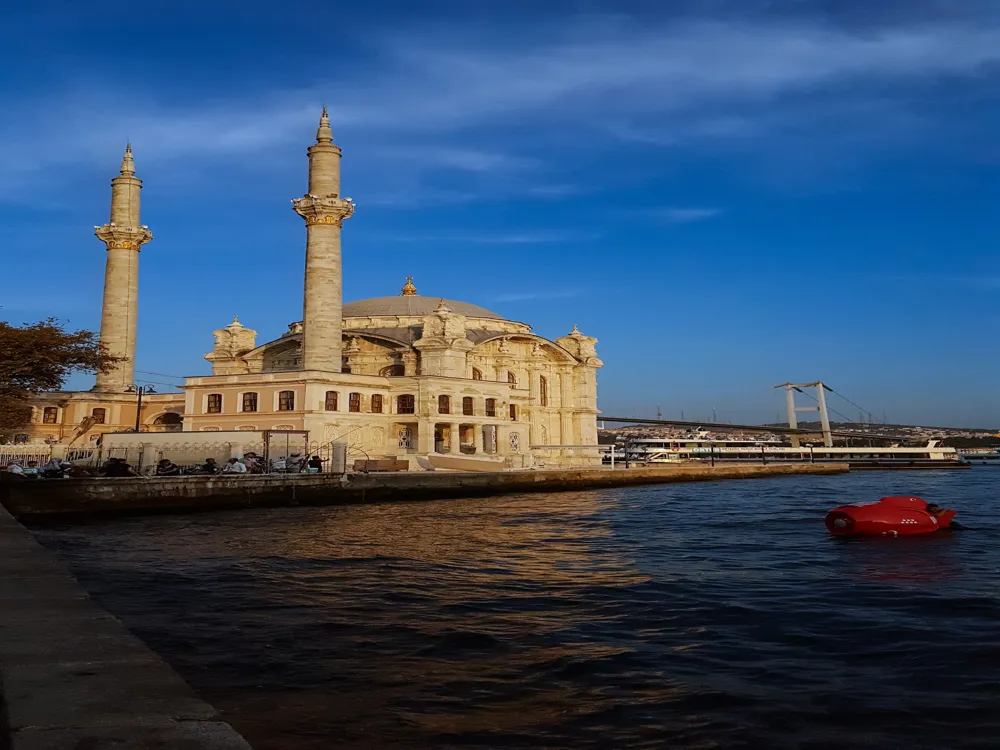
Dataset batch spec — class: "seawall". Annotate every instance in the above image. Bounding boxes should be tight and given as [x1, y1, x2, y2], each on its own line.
[0, 505, 252, 749]
[0, 464, 847, 521]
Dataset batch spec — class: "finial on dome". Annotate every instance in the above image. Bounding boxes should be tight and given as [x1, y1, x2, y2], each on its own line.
[401, 275, 417, 296]
[226, 315, 244, 329]
[119, 143, 135, 176]
[435, 298, 452, 313]
[571, 324, 580, 334]
[316, 107, 334, 144]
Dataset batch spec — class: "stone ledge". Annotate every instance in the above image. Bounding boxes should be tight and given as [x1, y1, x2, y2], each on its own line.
[0, 506, 252, 749]
[0, 464, 847, 521]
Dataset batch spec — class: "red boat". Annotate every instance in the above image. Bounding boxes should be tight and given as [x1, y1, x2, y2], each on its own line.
[825, 496, 957, 537]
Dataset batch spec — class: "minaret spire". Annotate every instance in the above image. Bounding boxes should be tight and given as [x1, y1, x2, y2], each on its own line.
[316, 107, 334, 144]
[93, 145, 153, 391]
[120, 143, 135, 176]
[293, 108, 355, 372]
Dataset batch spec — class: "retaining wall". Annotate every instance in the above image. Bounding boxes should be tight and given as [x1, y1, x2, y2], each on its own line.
[1, 464, 846, 521]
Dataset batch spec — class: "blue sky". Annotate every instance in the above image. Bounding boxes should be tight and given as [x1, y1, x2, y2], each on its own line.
[1, 0, 998, 427]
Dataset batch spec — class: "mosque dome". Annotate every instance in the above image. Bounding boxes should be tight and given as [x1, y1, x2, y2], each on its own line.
[341, 278, 504, 320]
[342, 295, 504, 320]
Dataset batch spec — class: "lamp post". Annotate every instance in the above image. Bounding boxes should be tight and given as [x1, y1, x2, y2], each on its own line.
[125, 384, 155, 432]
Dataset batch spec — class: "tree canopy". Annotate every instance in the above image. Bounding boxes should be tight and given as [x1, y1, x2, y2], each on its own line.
[0, 318, 121, 438]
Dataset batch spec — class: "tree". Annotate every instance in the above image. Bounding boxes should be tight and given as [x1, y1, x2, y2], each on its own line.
[0, 318, 122, 439]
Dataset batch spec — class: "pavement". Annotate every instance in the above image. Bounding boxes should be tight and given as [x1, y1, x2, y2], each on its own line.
[0, 506, 252, 749]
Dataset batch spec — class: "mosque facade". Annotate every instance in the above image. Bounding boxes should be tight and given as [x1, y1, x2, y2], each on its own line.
[19, 111, 603, 468]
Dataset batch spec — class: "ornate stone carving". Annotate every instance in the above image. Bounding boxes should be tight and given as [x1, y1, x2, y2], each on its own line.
[94, 223, 152, 251]
[291, 194, 355, 226]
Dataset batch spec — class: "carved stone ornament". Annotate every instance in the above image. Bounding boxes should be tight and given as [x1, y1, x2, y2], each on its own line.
[292, 194, 355, 226]
[94, 223, 152, 251]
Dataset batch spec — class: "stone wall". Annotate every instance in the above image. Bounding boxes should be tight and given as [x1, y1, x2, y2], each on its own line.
[0, 464, 847, 521]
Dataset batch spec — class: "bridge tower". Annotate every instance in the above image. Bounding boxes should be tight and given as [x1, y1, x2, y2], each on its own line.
[775, 382, 833, 448]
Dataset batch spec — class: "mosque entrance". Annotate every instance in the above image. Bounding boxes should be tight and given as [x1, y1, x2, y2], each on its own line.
[434, 424, 451, 454]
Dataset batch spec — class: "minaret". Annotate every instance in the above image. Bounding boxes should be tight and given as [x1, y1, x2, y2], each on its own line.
[93, 145, 153, 391]
[292, 108, 355, 372]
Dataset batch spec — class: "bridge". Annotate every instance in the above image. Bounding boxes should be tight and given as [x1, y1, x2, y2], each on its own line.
[595, 416, 914, 443]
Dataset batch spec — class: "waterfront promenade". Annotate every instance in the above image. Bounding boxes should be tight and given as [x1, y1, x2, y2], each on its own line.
[0, 505, 251, 749]
[1, 463, 846, 520]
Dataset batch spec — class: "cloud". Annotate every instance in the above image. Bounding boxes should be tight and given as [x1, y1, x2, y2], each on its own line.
[657, 207, 724, 223]
[371, 230, 602, 244]
[492, 289, 584, 303]
[2, 13, 1000, 196]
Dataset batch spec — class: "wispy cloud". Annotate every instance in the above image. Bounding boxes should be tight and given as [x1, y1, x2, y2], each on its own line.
[370, 229, 602, 244]
[657, 207, 724, 223]
[893, 274, 1000, 289]
[5, 18, 1000, 160]
[2, 14, 1000, 200]
[492, 289, 584, 303]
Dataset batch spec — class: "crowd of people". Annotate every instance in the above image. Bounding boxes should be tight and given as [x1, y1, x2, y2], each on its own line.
[3, 452, 328, 479]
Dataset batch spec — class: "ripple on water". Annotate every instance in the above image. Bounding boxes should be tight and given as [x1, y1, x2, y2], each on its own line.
[31, 470, 1000, 750]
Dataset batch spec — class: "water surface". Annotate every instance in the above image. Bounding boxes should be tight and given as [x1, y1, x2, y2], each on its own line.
[33, 471, 1000, 749]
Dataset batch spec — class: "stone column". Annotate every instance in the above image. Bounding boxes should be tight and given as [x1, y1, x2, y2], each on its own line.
[559, 367, 576, 447]
[417, 419, 434, 454]
[292, 109, 354, 373]
[402, 351, 418, 376]
[474, 424, 484, 454]
[93, 145, 152, 392]
[449, 423, 461, 454]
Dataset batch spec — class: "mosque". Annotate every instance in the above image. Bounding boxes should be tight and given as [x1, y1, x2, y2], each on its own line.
[20, 110, 603, 467]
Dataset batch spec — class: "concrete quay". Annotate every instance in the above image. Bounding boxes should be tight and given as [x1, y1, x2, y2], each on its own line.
[1, 464, 846, 521]
[0, 506, 252, 749]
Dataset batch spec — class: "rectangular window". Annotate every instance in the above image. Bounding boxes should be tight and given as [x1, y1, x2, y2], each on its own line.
[278, 390, 295, 411]
[42, 407, 58, 424]
[371, 394, 383, 413]
[462, 396, 474, 416]
[325, 391, 338, 411]
[349, 392, 361, 412]
[242, 392, 258, 412]
[91, 408, 106, 424]
[485, 398, 496, 417]
[540, 376, 548, 407]
[206, 394, 223, 414]
[509, 403, 517, 420]
[397, 394, 415, 414]
[438, 395, 450, 414]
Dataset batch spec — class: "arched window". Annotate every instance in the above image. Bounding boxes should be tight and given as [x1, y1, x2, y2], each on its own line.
[278, 390, 295, 411]
[349, 392, 361, 412]
[471, 367, 483, 381]
[206, 394, 223, 414]
[91, 408, 106, 424]
[509, 403, 517, 420]
[539, 376, 548, 407]
[42, 407, 58, 424]
[371, 394, 384, 413]
[508, 371, 517, 387]
[438, 395, 450, 414]
[325, 391, 338, 411]
[152, 412, 182, 432]
[242, 392, 258, 412]
[380, 364, 405, 377]
[485, 398, 496, 417]
[462, 397, 474, 416]
[397, 394, 415, 414]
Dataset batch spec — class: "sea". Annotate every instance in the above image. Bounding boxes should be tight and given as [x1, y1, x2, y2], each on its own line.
[31, 470, 1000, 749]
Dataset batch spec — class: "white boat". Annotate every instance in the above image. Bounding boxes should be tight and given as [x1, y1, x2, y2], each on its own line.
[626, 436, 966, 469]
[957, 448, 1000, 466]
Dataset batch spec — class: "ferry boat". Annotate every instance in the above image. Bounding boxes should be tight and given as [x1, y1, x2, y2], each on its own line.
[957, 448, 1000, 466]
[625, 436, 966, 470]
